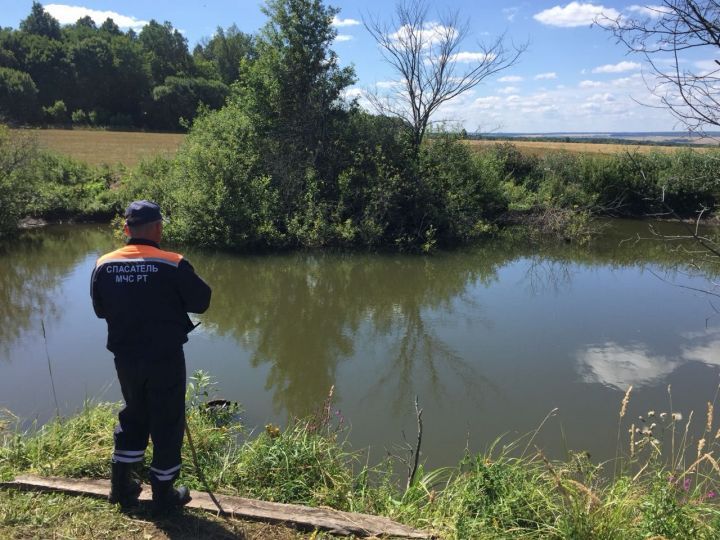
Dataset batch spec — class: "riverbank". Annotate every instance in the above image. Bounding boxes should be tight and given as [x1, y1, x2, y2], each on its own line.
[4, 121, 720, 250]
[2, 377, 720, 539]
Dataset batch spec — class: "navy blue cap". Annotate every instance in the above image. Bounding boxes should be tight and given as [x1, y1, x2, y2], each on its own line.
[124, 200, 163, 226]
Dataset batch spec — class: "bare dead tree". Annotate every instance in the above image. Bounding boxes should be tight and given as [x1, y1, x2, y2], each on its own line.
[597, 1, 720, 135]
[364, 0, 526, 152]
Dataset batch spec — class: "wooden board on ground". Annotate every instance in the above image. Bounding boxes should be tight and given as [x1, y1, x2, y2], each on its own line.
[2, 474, 433, 539]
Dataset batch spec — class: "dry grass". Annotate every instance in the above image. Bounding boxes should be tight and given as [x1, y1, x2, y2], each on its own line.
[11, 128, 185, 167]
[464, 139, 712, 156]
[9, 129, 713, 167]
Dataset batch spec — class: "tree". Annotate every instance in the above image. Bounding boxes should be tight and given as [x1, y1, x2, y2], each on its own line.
[194, 25, 254, 85]
[99, 18, 122, 36]
[0, 67, 39, 122]
[20, 2, 61, 40]
[150, 76, 229, 129]
[598, 1, 720, 134]
[364, 0, 525, 152]
[234, 0, 355, 211]
[139, 20, 192, 86]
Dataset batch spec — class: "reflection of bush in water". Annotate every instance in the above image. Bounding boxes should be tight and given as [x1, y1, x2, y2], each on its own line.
[0, 225, 115, 359]
[192, 223, 720, 417]
[192, 246, 514, 416]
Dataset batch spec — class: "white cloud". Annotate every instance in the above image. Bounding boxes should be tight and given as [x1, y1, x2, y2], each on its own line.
[499, 86, 520, 94]
[535, 72, 557, 80]
[578, 342, 677, 389]
[579, 79, 602, 87]
[533, 2, 620, 27]
[586, 92, 616, 103]
[335, 34, 354, 42]
[592, 61, 641, 73]
[342, 87, 364, 100]
[45, 4, 148, 30]
[695, 60, 720, 75]
[332, 16, 360, 27]
[473, 96, 502, 109]
[376, 80, 401, 89]
[627, 4, 671, 18]
[450, 51, 493, 63]
[610, 74, 643, 86]
[498, 75, 524, 82]
[390, 22, 458, 48]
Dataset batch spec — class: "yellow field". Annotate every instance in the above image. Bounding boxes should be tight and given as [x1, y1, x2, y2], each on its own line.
[9, 129, 713, 167]
[13, 128, 185, 167]
[465, 139, 707, 156]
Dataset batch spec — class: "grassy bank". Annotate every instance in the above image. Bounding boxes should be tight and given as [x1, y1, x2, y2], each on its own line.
[3, 122, 720, 249]
[2, 375, 720, 538]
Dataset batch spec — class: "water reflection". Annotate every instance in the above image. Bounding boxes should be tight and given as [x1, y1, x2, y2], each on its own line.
[196, 249, 513, 417]
[0, 226, 114, 359]
[3, 220, 720, 464]
[578, 342, 678, 389]
[578, 329, 720, 390]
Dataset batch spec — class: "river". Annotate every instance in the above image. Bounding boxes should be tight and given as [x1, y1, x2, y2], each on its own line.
[1, 220, 719, 467]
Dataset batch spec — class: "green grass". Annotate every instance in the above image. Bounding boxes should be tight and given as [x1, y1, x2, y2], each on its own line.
[3, 376, 720, 539]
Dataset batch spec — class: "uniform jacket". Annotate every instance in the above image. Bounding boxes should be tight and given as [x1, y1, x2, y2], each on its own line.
[91, 238, 211, 354]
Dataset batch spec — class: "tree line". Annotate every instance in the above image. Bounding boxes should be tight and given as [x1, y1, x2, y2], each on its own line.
[0, 2, 254, 130]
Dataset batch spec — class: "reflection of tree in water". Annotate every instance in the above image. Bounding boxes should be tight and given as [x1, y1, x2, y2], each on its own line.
[198, 247, 516, 418]
[0, 225, 115, 360]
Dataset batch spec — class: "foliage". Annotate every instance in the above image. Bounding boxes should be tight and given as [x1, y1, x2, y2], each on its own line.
[19, 2, 61, 40]
[0, 3, 250, 130]
[0, 126, 40, 238]
[0, 67, 38, 123]
[158, 103, 281, 249]
[149, 76, 229, 129]
[42, 99, 68, 124]
[193, 25, 255, 85]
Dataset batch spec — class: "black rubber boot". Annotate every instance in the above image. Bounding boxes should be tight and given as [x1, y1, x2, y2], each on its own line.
[151, 478, 191, 516]
[108, 461, 142, 508]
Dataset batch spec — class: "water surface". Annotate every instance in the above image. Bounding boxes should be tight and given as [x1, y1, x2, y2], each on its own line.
[2, 221, 720, 467]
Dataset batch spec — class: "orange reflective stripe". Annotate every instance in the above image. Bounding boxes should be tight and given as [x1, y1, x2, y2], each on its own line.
[96, 245, 183, 267]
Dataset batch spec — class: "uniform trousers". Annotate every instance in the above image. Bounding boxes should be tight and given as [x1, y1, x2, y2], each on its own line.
[112, 345, 186, 483]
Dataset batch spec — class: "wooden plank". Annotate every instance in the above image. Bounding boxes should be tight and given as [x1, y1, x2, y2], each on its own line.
[2, 474, 433, 539]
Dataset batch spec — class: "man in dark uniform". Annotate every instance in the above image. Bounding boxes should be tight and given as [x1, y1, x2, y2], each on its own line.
[91, 200, 211, 513]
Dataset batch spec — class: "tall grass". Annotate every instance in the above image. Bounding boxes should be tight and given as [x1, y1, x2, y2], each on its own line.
[4, 382, 720, 538]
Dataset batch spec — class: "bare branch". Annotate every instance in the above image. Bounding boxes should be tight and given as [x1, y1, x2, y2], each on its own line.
[364, 0, 526, 150]
[596, 1, 720, 135]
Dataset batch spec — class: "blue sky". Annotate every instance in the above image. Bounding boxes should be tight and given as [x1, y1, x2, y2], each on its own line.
[3, 1, 715, 132]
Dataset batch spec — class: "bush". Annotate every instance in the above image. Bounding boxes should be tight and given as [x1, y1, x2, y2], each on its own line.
[160, 104, 282, 249]
[0, 67, 39, 123]
[43, 100, 69, 125]
[22, 153, 116, 220]
[70, 109, 88, 125]
[0, 126, 39, 238]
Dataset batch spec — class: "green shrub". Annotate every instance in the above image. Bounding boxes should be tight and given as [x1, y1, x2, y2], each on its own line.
[0, 67, 39, 123]
[25, 152, 116, 220]
[160, 104, 282, 249]
[43, 100, 68, 125]
[0, 126, 39, 238]
[70, 109, 88, 125]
